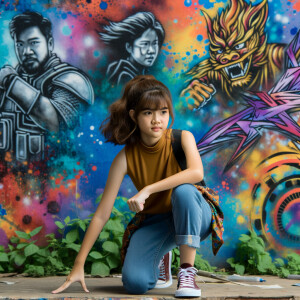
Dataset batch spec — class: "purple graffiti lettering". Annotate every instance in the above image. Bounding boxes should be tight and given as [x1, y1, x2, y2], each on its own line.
[198, 31, 300, 172]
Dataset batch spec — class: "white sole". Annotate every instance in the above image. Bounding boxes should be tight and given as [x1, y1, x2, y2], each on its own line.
[154, 277, 173, 289]
[175, 288, 201, 298]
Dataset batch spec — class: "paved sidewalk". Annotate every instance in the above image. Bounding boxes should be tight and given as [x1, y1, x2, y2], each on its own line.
[0, 274, 300, 299]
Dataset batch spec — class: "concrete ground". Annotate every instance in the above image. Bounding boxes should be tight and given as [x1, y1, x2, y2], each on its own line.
[0, 274, 300, 300]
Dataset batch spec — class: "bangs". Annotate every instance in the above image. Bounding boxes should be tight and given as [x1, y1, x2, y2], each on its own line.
[137, 90, 171, 111]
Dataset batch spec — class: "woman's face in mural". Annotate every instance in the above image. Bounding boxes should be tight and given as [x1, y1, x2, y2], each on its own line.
[126, 28, 159, 67]
[15, 26, 53, 74]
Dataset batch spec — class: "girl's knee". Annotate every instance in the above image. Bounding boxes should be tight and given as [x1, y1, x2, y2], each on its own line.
[173, 184, 196, 198]
[172, 184, 199, 206]
[122, 269, 151, 294]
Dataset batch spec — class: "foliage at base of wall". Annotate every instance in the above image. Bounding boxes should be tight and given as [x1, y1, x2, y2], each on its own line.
[0, 198, 215, 277]
[2, 209, 298, 278]
[227, 230, 300, 277]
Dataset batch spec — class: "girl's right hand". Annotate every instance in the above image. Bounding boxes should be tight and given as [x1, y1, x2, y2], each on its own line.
[127, 188, 150, 213]
[51, 263, 89, 294]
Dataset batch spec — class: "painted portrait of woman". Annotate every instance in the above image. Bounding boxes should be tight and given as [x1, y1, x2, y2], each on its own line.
[100, 12, 165, 86]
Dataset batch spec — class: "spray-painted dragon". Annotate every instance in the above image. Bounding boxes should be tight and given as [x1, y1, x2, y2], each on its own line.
[181, 0, 285, 110]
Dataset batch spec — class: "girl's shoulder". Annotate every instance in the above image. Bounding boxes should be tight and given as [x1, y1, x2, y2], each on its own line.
[170, 129, 193, 139]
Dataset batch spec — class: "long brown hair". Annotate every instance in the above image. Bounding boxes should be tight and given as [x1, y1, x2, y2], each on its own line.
[100, 75, 174, 145]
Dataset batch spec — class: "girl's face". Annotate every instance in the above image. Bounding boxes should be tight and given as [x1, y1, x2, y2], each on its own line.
[130, 105, 170, 146]
[126, 28, 159, 67]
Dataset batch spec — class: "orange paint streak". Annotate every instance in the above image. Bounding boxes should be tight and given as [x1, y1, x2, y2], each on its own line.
[291, 0, 300, 12]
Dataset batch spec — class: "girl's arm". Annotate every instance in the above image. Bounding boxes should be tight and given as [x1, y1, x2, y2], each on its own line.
[127, 130, 203, 212]
[52, 148, 127, 294]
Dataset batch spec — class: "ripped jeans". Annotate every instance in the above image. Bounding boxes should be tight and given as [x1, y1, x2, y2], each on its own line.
[122, 184, 212, 294]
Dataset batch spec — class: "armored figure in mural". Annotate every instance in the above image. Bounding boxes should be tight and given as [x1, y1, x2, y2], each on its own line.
[100, 12, 165, 86]
[0, 12, 94, 161]
[181, 0, 285, 110]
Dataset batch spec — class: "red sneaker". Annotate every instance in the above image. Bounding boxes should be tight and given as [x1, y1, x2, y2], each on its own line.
[154, 251, 173, 288]
[175, 267, 201, 298]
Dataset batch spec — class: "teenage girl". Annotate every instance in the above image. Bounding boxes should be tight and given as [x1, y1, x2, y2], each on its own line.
[52, 75, 222, 297]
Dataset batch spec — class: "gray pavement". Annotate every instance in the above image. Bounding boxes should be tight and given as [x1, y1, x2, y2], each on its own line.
[0, 274, 300, 299]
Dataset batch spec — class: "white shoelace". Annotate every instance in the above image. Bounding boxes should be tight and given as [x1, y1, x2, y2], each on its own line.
[177, 267, 198, 288]
[158, 258, 166, 280]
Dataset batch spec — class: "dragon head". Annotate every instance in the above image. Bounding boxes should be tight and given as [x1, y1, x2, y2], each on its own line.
[203, 0, 268, 92]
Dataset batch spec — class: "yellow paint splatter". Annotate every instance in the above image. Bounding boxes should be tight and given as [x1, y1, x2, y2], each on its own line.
[237, 215, 245, 224]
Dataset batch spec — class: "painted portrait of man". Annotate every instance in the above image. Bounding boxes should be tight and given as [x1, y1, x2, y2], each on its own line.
[0, 11, 94, 161]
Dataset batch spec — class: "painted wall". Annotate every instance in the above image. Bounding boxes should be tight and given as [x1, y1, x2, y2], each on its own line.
[0, 0, 299, 266]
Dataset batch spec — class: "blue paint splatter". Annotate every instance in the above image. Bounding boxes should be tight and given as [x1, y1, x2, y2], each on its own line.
[0, 205, 6, 216]
[100, 1, 108, 10]
[240, 182, 249, 190]
[184, 0, 192, 7]
[228, 100, 234, 107]
[94, 50, 100, 57]
[276, 28, 283, 35]
[202, 1, 215, 9]
[62, 25, 72, 36]
[197, 34, 203, 42]
[174, 19, 178, 23]
[186, 51, 190, 56]
[61, 13, 68, 19]
[291, 27, 298, 35]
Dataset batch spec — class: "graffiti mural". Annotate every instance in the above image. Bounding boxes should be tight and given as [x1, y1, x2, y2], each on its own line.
[0, 0, 299, 267]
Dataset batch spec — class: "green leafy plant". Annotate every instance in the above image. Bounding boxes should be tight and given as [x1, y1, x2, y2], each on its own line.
[87, 206, 133, 276]
[273, 253, 300, 278]
[226, 230, 300, 277]
[0, 226, 49, 276]
[48, 204, 134, 277]
[0, 197, 134, 277]
[226, 230, 275, 275]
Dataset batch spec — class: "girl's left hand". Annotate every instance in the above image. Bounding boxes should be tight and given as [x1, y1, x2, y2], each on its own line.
[127, 188, 150, 213]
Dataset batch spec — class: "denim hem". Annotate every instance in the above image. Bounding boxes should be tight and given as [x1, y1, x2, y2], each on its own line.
[175, 234, 200, 248]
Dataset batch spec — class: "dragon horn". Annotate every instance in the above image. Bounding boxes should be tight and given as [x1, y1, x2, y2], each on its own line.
[201, 9, 213, 36]
[244, 0, 268, 31]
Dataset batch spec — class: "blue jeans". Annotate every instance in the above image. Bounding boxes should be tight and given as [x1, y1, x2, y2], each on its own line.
[122, 184, 212, 294]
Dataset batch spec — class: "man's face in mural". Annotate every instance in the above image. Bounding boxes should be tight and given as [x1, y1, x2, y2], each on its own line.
[14, 26, 53, 74]
[126, 28, 159, 67]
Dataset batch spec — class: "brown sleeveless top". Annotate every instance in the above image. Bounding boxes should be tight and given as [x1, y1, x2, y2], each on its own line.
[125, 129, 181, 214]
